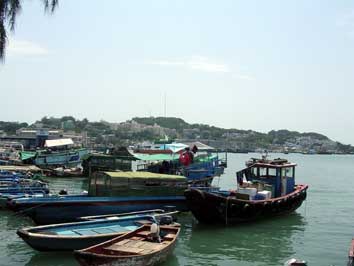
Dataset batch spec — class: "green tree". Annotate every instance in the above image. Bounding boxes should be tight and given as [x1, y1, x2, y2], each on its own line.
[0, 0, 58, 61]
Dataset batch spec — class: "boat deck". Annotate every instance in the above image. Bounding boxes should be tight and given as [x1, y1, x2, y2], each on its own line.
[47, 219, 154, 236]
[103, 233, 173, 255]
[53, 224, 137, 236]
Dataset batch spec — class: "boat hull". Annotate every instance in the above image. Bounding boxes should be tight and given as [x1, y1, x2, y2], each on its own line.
[17, 229, 121, 251]
[9, 196, 187, 225]
[75, 241, 177, 266]
[184, 184, 308, 224]
[74, 225, 180, 266]
[32, 148, 88, 168]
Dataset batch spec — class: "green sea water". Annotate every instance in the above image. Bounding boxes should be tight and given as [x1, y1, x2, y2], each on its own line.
[0, 153, 353, 266]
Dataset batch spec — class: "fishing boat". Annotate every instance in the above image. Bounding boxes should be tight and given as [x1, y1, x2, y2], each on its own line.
[184, 157, 308, 224]
[20, 138, 88, 168]
[349, 239, 354, 266]
[0, 141, 23, 165]
[8, 171, 188, 225]
[74, 224, 180, 266]
[83, 144, 227, 186]
[17, 210, 176, 251]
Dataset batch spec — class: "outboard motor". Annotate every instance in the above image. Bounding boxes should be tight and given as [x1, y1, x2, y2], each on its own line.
[159, 215, 174, 225]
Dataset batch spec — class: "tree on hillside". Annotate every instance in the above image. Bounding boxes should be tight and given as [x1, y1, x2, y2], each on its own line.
[0, 0, 58, 61]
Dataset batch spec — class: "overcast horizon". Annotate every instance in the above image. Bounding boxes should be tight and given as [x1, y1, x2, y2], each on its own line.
[2, 1, 354, 145]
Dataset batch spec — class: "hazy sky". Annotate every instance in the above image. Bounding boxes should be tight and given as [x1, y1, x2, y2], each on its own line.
[1, 0, 354, 144]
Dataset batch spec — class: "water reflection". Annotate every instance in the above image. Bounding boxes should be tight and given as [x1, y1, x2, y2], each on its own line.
[25, 252, 77, 266]
[175, 213, 306, 266]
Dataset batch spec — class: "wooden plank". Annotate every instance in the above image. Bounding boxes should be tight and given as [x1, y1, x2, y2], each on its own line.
[130, 236, 145, 241]
[105, 244, 144, 254]
[136, 231, 151, 236]
[131, 241, 146, 248]
[124, 240, 141, 247]
[115, 239, 130, 246]
[138, 249, 154, 255]
[139, 242, 163, 251]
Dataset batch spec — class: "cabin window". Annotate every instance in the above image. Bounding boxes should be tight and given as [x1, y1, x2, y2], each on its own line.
[251, 167, 258, 177]
[282, 167, 294, 178]
[259, 167, 267, 177]
[268, 168, 277, 177]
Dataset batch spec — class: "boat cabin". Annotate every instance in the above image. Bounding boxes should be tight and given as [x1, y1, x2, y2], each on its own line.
[236, 158, 296, 198]
[89, 171, 188, 197]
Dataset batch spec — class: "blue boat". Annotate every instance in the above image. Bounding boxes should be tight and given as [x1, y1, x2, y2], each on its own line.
[8, 172, 188, 225]
[0, 171, 26, 181]
[134, 148, 227, 186]
[17, 210, 173, 251]
[0, 179, 49, 194]
[0, 191, 48, 208]
[20, 138, 88, 168]
[0, 166, 43, 181]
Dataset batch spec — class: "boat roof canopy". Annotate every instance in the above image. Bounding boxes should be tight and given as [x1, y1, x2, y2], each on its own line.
[251, 162, 297, 168]
[183, 141, 215, 151]
[44, 138, 74, 148]
[102, 171, 187, 181]
[132, 153, 179, 161]
[248, 158, 297, 168]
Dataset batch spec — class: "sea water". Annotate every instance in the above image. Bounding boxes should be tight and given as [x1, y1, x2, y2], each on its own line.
[0, 153, 353, 266]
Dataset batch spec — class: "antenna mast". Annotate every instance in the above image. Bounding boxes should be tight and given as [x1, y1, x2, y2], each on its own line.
[164, 92, 167, 117]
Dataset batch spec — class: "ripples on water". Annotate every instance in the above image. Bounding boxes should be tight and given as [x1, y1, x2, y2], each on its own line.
[0, 154, 353, 266]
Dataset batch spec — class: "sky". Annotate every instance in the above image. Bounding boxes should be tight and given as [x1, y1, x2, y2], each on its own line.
[1, 0, 354, 144]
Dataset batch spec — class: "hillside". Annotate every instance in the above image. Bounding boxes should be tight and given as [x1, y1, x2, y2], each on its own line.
[0, 116, 353, 154]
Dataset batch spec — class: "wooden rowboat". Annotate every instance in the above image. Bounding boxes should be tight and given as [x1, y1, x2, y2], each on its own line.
[17, 209, 177, 251]
[74, 224, 180, 266]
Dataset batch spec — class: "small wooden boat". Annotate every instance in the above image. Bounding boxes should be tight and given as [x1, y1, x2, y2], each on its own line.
[185, 157, 308, 224]
[349, 238, 354, 266]
[17, 214, 161, 251]
[74, 224, 180, 266]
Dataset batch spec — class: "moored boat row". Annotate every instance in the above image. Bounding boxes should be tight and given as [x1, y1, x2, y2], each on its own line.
[1, 153, 315, 266]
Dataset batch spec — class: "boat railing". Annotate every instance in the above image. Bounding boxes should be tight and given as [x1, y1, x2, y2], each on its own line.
[190, 186, 220, 193]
